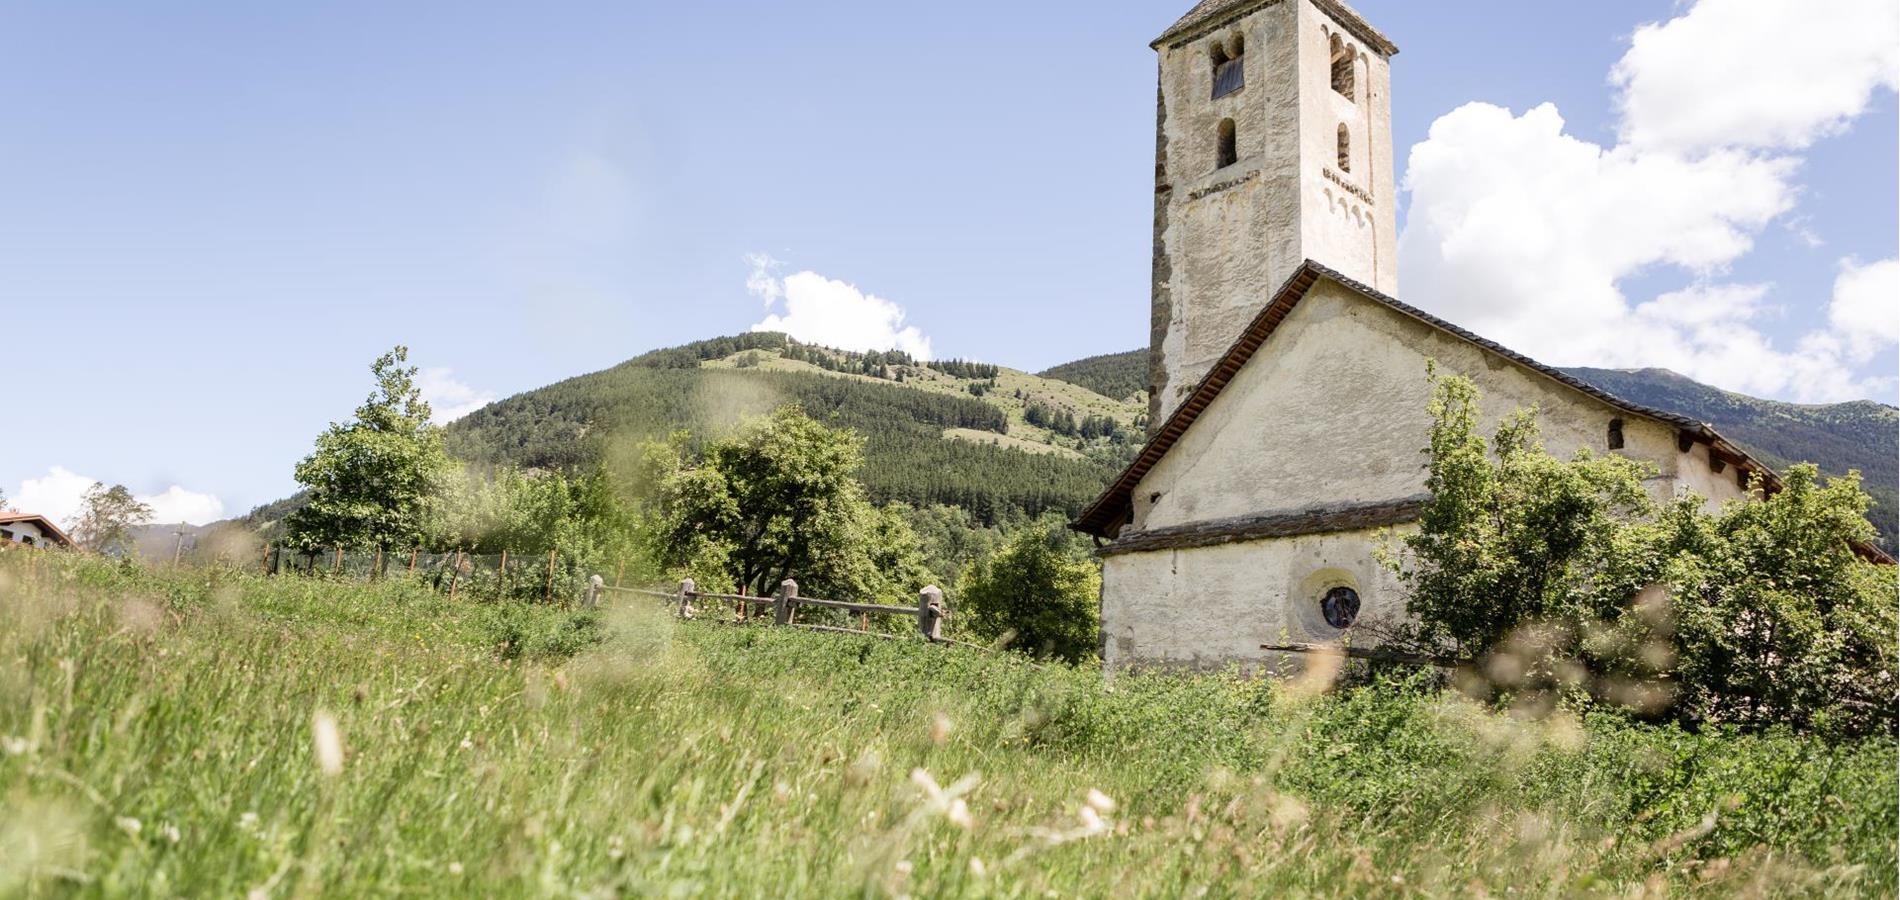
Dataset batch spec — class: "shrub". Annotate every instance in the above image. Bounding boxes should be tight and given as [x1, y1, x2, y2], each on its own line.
[1387, 369, 1896, 735]
[957, 520, 1100, 661]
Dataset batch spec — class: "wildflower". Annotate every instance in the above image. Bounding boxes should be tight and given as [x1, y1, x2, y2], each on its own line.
[1, 736, 26, 755]
[312, 711, 344, 776]
[116, 816, 142, 837]
[461, 738, 475, 751]
[239, 811, 260, 833]
[894, 860, 913, 877]
[1085, 789, 1116, 814]
[448, 861, 464, 875]
[969, 857, 987, 877]
[1077, 805, 1105, 834]
[159, 822, 182, 844]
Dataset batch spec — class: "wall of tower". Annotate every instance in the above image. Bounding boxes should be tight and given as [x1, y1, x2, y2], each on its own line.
[1148, 0, 1397, 429]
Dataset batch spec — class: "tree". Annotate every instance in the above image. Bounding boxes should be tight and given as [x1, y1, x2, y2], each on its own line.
[1387, 369, 1896, 735]
[287, 346, 451, 551]
[647, 406, 931, 603]
[957, 520, 1101, 662]
[71, 483, 152, 555]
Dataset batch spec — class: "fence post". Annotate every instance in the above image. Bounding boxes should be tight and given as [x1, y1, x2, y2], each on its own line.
[498, 549, 508, 597]
[261, 543, 271, 576]
[448, 551, 464, 600]
[545, 549, 556, 604]
[774, 578, 798, 626]
[373, 547, 383, 582]
[585, 574, 603, 609]
[333, 546, 343, 576]
[917, 585, 945, 642]
[677, 578, 696, 618]
[409, 547, 418, 574]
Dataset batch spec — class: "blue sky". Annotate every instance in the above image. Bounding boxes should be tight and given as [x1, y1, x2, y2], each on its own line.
[3, 0, 1895, 523]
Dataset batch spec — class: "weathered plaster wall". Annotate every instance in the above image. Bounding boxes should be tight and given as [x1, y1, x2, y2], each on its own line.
[1149, 0, 1400, 429]
[1100, 524, 1409, 671]
[1297, 1, 1397, 295]
[1133, 282, 1696, 531]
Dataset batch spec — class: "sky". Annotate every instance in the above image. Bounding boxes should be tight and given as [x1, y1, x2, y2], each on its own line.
[3, 0, 1895, 525]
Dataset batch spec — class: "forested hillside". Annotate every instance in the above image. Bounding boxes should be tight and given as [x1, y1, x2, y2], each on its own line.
[1039, 349, 1148, 402]
[444, 334, 1145, 525]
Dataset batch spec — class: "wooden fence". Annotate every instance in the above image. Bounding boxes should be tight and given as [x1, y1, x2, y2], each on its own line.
[590, 577, 992, 652]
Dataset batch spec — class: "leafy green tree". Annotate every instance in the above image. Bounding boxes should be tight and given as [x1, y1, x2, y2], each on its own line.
[1388, 368, 1659, 660]
[648, 406, 931, 603]
[957, 520, 1100, 662]
[71, 483, 153, 555]
[287, 346, 450, 551]
[1389, 369, 1896, 735]
[1663, 466, 1896, 734]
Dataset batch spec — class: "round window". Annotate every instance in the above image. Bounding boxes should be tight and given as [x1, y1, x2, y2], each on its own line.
[1321, 586, 1360, 629]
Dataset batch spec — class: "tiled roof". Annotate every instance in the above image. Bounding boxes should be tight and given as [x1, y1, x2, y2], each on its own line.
[0, 512, 76, 547]
[1069, 260, 1892, 564]
[1154, 0, 1399, 56]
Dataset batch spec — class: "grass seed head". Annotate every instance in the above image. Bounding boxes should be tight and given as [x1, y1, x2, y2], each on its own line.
[312, 711, 344, 776]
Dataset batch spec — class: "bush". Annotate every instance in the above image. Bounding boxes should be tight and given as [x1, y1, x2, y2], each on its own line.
[1387, 369, 1896, 735]
[956, 520, 1100, 661]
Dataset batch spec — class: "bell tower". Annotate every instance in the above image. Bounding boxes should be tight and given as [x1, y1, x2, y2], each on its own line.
[1146, 0, 1398, 427]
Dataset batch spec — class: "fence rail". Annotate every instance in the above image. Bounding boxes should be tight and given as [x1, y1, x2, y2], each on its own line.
[594, 577, 967, 649]
[260, 543, 595, 605]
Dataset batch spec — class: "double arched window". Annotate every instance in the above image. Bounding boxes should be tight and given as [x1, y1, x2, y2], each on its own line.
[1211, 34, 1245, 99]
[1329, 34, 1355, 101]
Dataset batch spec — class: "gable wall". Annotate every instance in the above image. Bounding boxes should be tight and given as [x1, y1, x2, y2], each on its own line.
[1132, 281, 1690, 531]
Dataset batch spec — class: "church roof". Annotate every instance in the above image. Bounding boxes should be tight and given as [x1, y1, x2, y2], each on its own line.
[1070, 260, 1893, 564]
[1154, 0, 1399, 57]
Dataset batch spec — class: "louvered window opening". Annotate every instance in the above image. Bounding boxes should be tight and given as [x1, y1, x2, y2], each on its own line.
[1212, 59, 1244, 98]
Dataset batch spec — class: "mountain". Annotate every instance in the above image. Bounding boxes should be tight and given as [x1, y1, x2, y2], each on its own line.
[442, 333, 1146, 526]
[1039, 349, 1149, 404]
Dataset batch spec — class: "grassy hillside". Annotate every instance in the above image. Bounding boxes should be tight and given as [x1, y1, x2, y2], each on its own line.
[1037, 349, 1149, 404]
[444, 334, 1145, 526]
[4, 554, 1893, 896]
[1564, 367, 1899, 550]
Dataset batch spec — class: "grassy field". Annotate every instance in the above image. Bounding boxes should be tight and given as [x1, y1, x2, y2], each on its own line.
[2, 554, 1894, 897]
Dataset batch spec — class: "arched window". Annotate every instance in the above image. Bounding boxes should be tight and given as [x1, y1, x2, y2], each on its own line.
[1330, 34, 1355, 101]
[1211, 33, 1245, 98]
[1217, 118, 1238, 170]
[1336, 123, 1350, 172]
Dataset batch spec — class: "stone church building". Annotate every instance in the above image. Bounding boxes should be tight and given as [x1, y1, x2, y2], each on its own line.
[1070, 0, 1878, 670]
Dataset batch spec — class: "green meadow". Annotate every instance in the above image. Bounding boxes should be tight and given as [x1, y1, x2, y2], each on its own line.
[2, 554, 1893, 897]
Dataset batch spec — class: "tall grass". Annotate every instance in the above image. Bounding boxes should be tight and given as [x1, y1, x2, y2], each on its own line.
[1, 553, 1893, 897]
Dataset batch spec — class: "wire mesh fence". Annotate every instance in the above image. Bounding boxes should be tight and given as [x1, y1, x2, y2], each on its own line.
[261, 545, 600, 604]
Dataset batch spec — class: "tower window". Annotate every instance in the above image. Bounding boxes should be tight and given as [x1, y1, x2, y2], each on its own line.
[1330, 34, 1355, 101]
[1211, 34, 1245, 99]
[1608, 418, 1625, 450]
[1216, 118, 1238, 170]
[1336, 124, 1350, 172]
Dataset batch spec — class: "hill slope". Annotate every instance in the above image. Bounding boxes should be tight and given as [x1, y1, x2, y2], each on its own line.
[1038, 349, 1149, 404]
[444, 334, 1145, 525]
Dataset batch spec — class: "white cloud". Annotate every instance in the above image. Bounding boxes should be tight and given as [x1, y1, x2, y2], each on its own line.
[12, 466, 226, 528]
[1398, 0, 1898, 403]
[744, 252, 785, 306]
[1829, 257, 1900, 361]
[141, 486, 227, 526]
[416, 367, 496, 424]
[1614, 0, 1900, 153]
[747, 258, 934, 360]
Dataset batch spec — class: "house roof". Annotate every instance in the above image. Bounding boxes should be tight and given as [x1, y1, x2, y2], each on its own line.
[1070, 260, 1893, 564]
[0, 512, 77, 548]
[1154, 0, 1399, 57]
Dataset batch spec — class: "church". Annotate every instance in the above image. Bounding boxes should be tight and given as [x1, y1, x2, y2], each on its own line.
[1069, 0, 1867, 670]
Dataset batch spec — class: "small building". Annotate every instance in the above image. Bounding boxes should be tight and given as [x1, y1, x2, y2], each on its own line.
[1071, 0, 1890, 672]
[0, 512, 77, 550]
